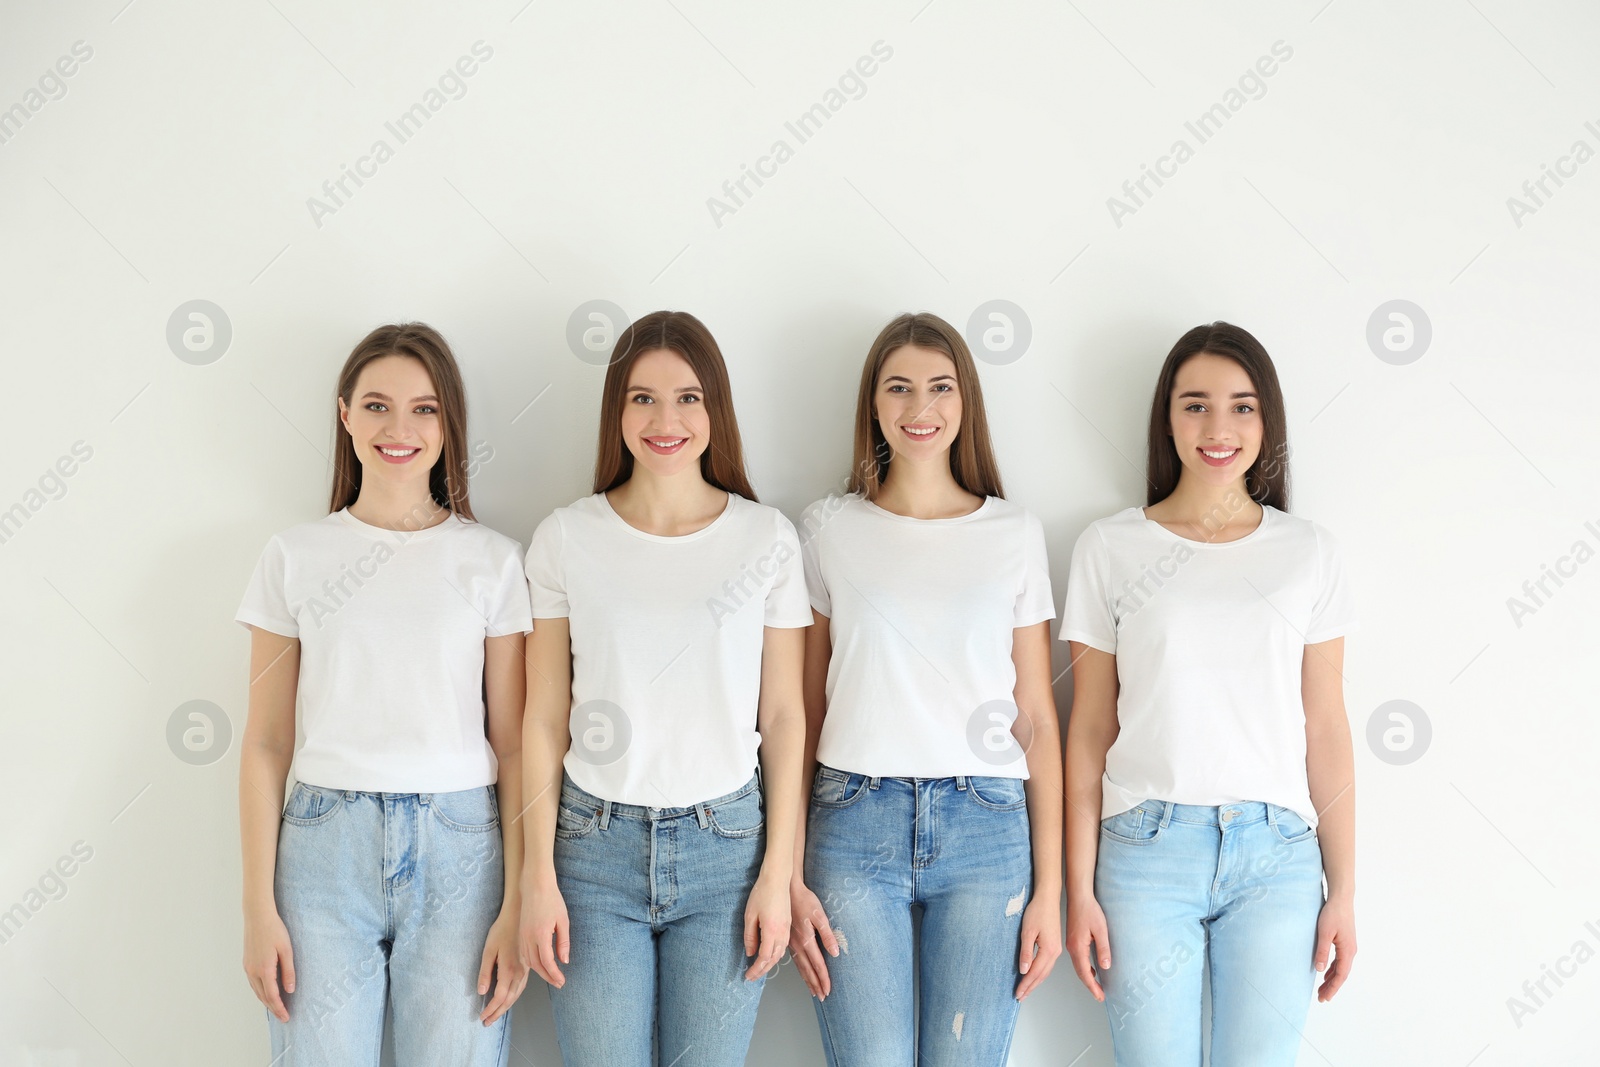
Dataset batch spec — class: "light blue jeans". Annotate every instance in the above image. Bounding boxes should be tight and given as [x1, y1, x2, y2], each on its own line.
[1094, 800, 1326, 1066]
[803, 766, 1034, 1066]
[268, 782, 510, 1067]
[547, 769, 769, 1067]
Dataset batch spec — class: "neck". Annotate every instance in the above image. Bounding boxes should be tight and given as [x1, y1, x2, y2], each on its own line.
[609, 463, 724, 527]
[1159, 473, 1258, 524]
[874, 453, 980, 519]
[348, 481, 448, 532]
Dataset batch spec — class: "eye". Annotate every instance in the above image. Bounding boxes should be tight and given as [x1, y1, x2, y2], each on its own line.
[415, 404, 438, 415]
[679, 393, 702, 404]
[1184, 402, 1206, 413]
[629, 393, 654, 405]
[364, 402, 388, 413]
[886, 384, 908, 394]
[1234, 403, 1255, 414]
[932, 383, 954, 393]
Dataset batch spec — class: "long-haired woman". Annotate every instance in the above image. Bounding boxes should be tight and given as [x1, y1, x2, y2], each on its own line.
[1063, 321, 1358, 1065]
[238, 323, 532, 1065]
[517, 310, 809, 1067]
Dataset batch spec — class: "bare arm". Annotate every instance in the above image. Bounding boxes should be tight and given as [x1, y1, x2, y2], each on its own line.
[1011, 621, 1064, 997]
[788, 608, 840, 997]
[476, 632, 530, 1022]
[1063, 641, 1118, 1000]
[1303, 636, 1356, 1000]
[238, 626, 299, 1022]
[518, 618, 573, 986]
[743, 623, 806, 979]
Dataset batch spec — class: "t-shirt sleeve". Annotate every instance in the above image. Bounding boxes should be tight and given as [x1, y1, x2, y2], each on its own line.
[766, 511, 815, 628]
[524, 512, 569, 619]
[235, 534, 298, 637]
[1013, 511, 1057, 627]
[1059, 523, 1117, 653]
[485, 538, 535, 637]
[1304, 523, 1358, 644]
[798, 498, 831, 619]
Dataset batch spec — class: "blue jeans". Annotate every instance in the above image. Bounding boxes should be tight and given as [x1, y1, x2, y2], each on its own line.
[269, 782, 510, 1067]
[547, 769, 769, 1067]
[1094, 800, 1326, 1066]
[803, 766, 1033, 1066]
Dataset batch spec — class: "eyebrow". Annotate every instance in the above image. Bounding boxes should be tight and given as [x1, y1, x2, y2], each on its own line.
[882, 374, 956, 384]
[361, 391, 439, 402]
[1177, 390, 1257, 399]
[625, 385, 703, 394]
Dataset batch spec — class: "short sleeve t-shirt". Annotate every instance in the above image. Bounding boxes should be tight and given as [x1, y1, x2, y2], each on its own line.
[799, 493, 1057, 778]
[235, 508, 534, 793]
[525, 491, 812, 807]
[1060, 504, 1357, 826]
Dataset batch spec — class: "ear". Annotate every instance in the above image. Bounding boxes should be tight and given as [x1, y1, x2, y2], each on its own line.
[336, 396, 350, 434]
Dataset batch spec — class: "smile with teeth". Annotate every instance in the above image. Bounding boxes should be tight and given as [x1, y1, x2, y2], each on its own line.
[1198, 446, 1239, 466]
[644, 436, 688, 454]
[376, 444, 421, 463]
[902, 425, 940, 437]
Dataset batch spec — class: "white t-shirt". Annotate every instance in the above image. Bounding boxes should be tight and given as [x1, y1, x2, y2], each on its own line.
[525, 491, 812, 807]
[235, 508, 533, 793]
[799, 493, 1057, 778]
[1060, 504, 1357, 826]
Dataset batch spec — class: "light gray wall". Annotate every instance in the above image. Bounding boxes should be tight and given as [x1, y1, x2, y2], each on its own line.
[1, 0, 1594, 1063]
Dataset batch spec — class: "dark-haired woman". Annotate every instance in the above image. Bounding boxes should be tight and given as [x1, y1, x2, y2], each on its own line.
[237, 324, 533, 1065]
[517, 311, 809, 1067]
[787, 312, 1064, 1065]
[1062, 322, 1358, 1065]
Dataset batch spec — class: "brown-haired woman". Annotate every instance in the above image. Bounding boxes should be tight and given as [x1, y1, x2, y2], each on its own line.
[787, 312, 1065, 1064]
[517, 310, 809, 1066]
[237, 323, 533, 1065]
[1062, 322, 1358, 1065]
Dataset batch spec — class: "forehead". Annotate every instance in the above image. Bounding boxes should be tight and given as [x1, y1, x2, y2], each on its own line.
[880, 343, 957, 380]
[355, 353, 435, 393]
[1173, 352, 1255, 393]
[626, 347, 702, 389]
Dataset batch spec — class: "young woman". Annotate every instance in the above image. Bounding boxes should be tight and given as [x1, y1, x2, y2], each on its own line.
[237, 323, 532, 1065]
[1062, 321, 1358, 1065]
[787, 312, 1065, 1065]
[516, 310, 809, 1067]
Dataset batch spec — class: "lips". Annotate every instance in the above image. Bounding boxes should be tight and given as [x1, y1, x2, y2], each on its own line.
[375, 444, 421, 464]
[643, 436, 688, 456]
[901, 424, 940, 441]
[1197, 446, 1238, 468]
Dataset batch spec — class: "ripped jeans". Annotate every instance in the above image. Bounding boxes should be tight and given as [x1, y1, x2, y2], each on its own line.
[802, 767, 1034, 1066]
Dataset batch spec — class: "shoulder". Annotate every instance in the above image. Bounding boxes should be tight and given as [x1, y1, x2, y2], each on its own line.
[1077, 505, 1144, 545]
[449, 516, 525, 558]
[728, 493, 802, 543]
[795, 492, 863, 544]
[261, 512, 347, 555]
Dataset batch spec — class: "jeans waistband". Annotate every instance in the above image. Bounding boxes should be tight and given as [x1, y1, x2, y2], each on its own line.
[1132, 800, 1277, 826]
[561, 770, 761, 830]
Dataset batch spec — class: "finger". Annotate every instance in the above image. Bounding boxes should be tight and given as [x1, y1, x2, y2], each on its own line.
[1018, 926, 1037, 975]
[281, 943, 296, 996]
[478, 944, 496, 997]
[804, 939, 833, 998]
[539, 932, 566, 988]
[1094, 919, 1112, 970]
[808, 906, 841, 958]
[743, 907, 759, 959]
[1067, 941, 1103, 1001]
[1313, 928, 1334, 973]
[557, 916, 571, 966]
[792, 945, 822, 997]
[261, 966, 289, 1022]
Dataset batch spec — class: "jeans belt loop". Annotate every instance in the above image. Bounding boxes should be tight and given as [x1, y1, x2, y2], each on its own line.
[695, 802, 710, 829]
[868, 775, 882, 790]
[955, 776, 968, 791]
[599, 799, 612, 831]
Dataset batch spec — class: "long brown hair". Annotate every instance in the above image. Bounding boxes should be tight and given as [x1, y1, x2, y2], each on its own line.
[591, 310, 758, 500]
[329, 322, 476, 521]
[846, 312, 1005, 500]
[1145, 321, 1289, 510]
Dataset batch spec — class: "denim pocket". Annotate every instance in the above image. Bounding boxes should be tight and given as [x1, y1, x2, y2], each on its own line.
[708, 786, 765, 839]
[810, 767, 868, 809]
[1268, 805, 1316, 844]
[966, 776, 1028, 812]
[1100, 803, 1166, 846]
[554, 794, 600, 840]
[281, 783, 342, 827]
[430, 787, 499, 833]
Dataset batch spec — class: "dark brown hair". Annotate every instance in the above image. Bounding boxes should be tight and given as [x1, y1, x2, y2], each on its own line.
[846, 312, 1005, 500]
[591, 310, 758, 501]
[1145, 321, 1289, 510]
[329, 322, 475, 521]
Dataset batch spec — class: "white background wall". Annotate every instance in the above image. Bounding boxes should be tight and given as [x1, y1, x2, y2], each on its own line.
[2, 1, 1596, 1064]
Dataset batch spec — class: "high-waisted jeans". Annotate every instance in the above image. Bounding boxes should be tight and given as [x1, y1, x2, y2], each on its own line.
[1094, 799, 1326, 1066]
[546, 769, 769, 1067]
[803, 766, 1034, 1066]
[268, 782, 510, 1067]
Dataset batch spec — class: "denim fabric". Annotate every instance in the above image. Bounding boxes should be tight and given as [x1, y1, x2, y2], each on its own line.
[547, 769, 769, 1067]
[268, 782, 510, 1067]
[1094, 800, 1325, 1066]
[803, 766, 1033, 1066]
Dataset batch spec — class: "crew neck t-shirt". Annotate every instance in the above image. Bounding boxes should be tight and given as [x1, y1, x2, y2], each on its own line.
[1060, 503, 1357, 826]
[525, 491, 813, 807]
[235, 508, 534, 793]
[799, 492, 1057, 778]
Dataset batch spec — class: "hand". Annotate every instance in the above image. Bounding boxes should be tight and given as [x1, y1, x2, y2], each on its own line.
[243, 905, 295, 1023]
[788, 879, 840, 999]
[518, 875, 570, 988]
[1065, 891, 1111, 1002]
[478, 905, 530, 1025]
[1015, 891, 1063, 1001]
[1314, 894, 1356, 1001]
[743, 871, 790, 981]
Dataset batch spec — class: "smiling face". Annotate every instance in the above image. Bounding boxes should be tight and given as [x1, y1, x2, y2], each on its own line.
[875, 344, 963, 464]
[1167, 352, 1263, 488]
[337, 353, 443, 487]
[619, 347, 712, 478]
